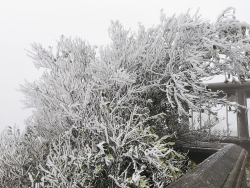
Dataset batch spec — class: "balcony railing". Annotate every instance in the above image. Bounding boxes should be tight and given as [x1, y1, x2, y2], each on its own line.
[193, 81, 250, 139]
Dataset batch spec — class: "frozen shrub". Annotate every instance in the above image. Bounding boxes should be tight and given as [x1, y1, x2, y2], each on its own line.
[1, 7, 250, 187]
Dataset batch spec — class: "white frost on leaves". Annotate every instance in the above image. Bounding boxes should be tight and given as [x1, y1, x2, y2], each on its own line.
[112, 68, 135, 85]
[2, 7, 250, 187]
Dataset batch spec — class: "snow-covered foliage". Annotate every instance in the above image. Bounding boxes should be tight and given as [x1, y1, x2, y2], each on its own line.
[1, 7, 250, 187]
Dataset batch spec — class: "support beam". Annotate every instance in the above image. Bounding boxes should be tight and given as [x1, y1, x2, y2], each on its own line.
[236, 89, 249, 138]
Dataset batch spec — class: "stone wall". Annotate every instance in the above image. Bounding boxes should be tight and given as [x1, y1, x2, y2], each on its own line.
[168, 143, 248, 188]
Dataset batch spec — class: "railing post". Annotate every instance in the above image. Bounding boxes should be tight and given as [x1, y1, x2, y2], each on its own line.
[236, 89, 249, 138]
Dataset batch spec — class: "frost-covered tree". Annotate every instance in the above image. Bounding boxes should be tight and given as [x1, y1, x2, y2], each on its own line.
[1, 7, 250, 187]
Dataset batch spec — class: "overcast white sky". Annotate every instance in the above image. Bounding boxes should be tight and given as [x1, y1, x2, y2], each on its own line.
[1, 0, 250, 133]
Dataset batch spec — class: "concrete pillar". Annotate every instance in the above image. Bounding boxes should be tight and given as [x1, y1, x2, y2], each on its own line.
[236, 89, 249, 138]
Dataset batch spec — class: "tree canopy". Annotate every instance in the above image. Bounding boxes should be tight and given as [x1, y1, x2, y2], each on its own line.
[1, 7, 250, 187]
